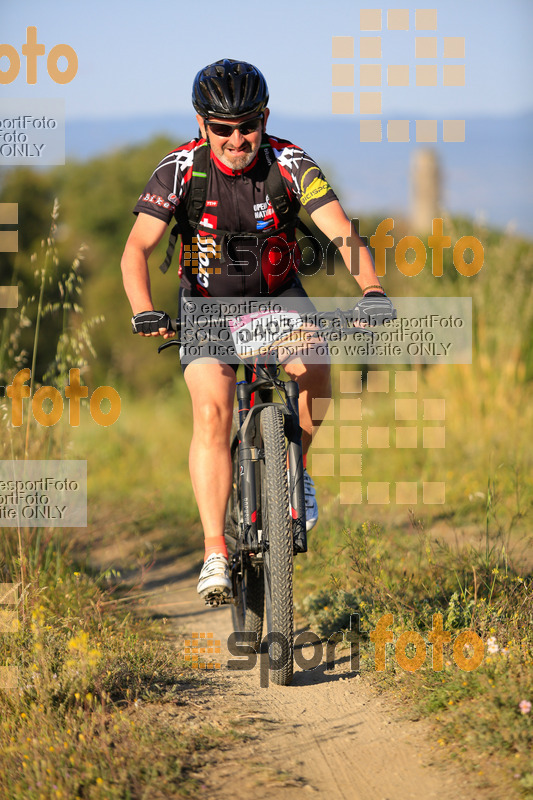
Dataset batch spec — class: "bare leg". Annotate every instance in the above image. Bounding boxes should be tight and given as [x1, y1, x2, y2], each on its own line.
[283, 357, 331, 454]
[183, 362, 237, 553]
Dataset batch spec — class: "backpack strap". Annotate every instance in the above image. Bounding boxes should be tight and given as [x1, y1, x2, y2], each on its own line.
[159, 223, 179, 274]
[261, 139, 323, 265]
[159, 136, 307, 273]
[159, 142, 210, 273]
[187, 141, 210, 228]
[261, 139, 299, 226]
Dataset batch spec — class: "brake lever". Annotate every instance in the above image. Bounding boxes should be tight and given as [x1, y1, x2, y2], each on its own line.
[157, 339, 181, 354]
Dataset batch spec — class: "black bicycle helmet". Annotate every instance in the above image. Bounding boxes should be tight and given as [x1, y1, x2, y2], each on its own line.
[192, 59, 269, 119]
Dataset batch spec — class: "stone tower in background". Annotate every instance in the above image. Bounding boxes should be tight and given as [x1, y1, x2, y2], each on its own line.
[410, 149, 441, 234]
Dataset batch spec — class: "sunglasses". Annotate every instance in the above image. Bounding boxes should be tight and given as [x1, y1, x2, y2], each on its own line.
[205, 114, 264, 138]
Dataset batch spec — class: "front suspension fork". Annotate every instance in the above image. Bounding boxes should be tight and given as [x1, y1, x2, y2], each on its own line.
[236, 379, 307, 555]
[236, 381, 261, 552]
[285, 380, 307, 554]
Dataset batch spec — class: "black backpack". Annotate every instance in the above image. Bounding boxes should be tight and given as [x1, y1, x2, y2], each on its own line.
[159, 136, 319, 273]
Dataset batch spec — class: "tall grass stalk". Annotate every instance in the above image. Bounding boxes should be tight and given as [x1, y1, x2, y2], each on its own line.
[24, 199, 60, 459]
[1, 201, 99, 622]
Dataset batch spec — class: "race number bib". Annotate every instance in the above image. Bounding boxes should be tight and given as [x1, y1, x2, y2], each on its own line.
[228, 310, 305, 359]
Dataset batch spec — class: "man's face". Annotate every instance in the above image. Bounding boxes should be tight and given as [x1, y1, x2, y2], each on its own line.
[196, 109, 269, 171]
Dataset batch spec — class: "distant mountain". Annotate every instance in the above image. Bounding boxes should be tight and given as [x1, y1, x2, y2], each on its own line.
[66, 111, 533, 236]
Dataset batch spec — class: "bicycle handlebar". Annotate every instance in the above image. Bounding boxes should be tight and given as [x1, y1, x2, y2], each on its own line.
[132, 298, 397, 338]
[155, 308, 378, 357]
[167, 306, 380, 334]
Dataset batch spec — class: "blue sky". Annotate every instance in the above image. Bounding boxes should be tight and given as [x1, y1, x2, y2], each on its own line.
[1, 0, 532, 120]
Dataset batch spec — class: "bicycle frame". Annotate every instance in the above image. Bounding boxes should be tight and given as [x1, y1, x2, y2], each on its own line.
[234, 359, 307, 559]
[158, 307, 377, 595]
[156, 307, 379, 680]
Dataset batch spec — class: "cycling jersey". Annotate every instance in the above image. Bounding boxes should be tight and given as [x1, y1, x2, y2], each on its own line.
[133, 134, 338, 297]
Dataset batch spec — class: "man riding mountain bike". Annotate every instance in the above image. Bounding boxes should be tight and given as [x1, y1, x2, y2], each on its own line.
[121, 58, 395, 604]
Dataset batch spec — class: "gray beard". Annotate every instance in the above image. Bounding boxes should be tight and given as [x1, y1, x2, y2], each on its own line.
[219, 148, 257, 171]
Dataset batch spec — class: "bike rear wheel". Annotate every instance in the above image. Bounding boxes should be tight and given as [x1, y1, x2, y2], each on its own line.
[260, 405, 293, 685]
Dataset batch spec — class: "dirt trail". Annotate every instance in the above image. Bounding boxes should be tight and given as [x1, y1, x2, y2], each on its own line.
[132, 553, 477, 800]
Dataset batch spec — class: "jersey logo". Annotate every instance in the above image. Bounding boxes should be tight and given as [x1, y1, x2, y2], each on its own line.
[199, 212, 217, 230]
[141, 192, 176, 212]
[299, 167, 332, 206]
[257, 219, 275, 230]
[254, 194, 275, 229]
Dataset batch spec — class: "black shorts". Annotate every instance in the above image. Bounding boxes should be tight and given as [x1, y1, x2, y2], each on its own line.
[177, 277, 316, 373]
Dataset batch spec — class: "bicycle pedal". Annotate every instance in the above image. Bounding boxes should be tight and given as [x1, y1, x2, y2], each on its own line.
[203, 592, 235, 607]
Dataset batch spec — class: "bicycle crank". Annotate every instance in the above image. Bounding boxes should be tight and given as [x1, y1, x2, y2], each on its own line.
[203, 592, 237, 607]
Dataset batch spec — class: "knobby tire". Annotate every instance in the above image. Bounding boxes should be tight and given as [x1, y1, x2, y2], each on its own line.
[261, 405, 294, 686]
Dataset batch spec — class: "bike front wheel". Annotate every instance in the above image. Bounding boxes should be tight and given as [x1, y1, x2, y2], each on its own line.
[260, 405, 293, 686]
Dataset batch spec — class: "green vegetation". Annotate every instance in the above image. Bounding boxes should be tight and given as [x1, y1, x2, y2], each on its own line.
[296, 222, 533, 793]
[302, 199, 533, 799]
[0, 139, 532, 798]
[0, 540, 235, 800]
[296, 504, 532, 796]
[0, 137, 177, 387]
[0, 214, 238, 799]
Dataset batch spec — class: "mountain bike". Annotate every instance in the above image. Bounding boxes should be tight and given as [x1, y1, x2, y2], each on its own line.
[156, 301, 376, 685]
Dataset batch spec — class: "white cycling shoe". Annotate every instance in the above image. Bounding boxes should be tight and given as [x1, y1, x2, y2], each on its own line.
[288, 468, 319, 532]
[197, 553, 232, 600]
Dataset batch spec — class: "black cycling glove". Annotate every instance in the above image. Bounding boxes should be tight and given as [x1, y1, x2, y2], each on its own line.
[353, 293, 397, 325]
[131, 310, 172, 334]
